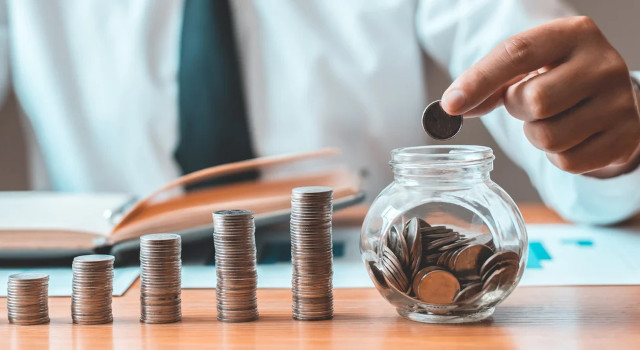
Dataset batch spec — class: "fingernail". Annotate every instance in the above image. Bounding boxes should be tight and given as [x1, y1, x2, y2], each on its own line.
[442, 89, 466, 114]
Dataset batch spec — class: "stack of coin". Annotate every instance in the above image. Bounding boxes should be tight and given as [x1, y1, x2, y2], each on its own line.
[290, 186, 334, 321]
[72, 254, 115, 324]
[139, 233, 182, 324]
[213, 209, 259, 322]
[7, 272, 50, 325]
[376, 217, 520, 307]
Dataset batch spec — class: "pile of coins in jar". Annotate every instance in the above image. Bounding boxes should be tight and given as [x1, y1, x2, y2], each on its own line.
[371, 217, 521, 307]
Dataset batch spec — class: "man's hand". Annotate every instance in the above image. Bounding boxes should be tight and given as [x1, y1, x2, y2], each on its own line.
[441, 16, 640, 177]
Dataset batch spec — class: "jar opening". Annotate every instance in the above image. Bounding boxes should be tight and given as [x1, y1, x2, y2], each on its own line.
[390, 145, 494, 168]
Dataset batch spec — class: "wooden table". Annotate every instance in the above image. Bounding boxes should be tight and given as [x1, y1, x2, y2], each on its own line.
[1, 204, 639, 349]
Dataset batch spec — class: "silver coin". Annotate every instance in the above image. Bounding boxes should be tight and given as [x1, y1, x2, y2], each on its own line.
[139, 233, 182, 324]
[7, 273, 50, 325]
[290, 186, 334, 321]
[213, 209, 259, 323]
[422, 100, 463, 140]
[71, 254, 115, 325]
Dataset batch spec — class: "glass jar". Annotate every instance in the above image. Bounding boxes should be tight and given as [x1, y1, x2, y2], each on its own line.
[361, 145, 527, 323]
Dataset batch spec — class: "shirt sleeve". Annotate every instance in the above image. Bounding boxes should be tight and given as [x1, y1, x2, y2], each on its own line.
[632, 71, 640, 88]
[416, 0, 640, 225]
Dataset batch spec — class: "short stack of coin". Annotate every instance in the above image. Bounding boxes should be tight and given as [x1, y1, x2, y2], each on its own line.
[213, 209, 259, 322]
[72, 254, 115, 324]
[7, 272, 50, 325]
[290, 186, 334, 321]
[375, 217, 520, 307]
[139, 233, 182, 324]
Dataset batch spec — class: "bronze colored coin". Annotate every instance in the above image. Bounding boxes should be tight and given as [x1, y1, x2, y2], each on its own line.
[453, 282, 483, 304]
[424, 253, 440, 264]
[482, 265, 518, 293]
[368, 261, 389, 290]
[405, 218, 422, 277]
[383, 257, 409, 293]
[386, 227, 401, 259]
[416, 218, 431, 230]
[426, 234, 459, 251]
[422, 100, 463, 140]
[412, 266, 444, 296]
[420, 226, 453, 236]
[421, 227, 454, 237]
[387, 227, 409, 267]
[479, 251, 520, 278]
[380, 259, 404, 292]
[439, 236, 475, 252]
[481, 258, 519, 283]
[382, 247, 409, 291]
[459, 274, 482, 285]
[398, 228, 410, 267]
[447, 248, 465, 271]
[471, 234, 495, 248]
[416, 270, 460, 305]
[405, 218, 420, 257]
[452, 244, 493, 278]
[436, 249, 455, 267]
[389, 260, 410, 292]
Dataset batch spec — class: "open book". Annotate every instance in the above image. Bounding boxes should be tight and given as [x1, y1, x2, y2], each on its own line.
[0, 149, 362, 255]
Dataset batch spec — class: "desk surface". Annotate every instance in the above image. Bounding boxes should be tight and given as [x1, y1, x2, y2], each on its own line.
[1, 204, 639, 349]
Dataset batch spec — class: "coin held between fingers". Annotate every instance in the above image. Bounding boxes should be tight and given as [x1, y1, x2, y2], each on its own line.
[422, 100, 463, 140]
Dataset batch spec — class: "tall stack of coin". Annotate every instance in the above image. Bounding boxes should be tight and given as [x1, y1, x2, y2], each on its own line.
[213, 210, 259, 322]
[139, 233, 182, 324]
[72, 254, 115, 324]
[7, 273, 50, 325]
[290, 186, 334, 321]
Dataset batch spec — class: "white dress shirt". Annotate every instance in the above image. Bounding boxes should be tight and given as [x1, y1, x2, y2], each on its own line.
[0, 0, 638, 224]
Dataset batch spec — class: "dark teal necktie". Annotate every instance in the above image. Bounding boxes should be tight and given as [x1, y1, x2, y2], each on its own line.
[176, 0, 257, 186]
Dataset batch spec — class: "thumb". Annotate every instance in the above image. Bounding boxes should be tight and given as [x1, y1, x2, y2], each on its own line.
[444, 73, 529, 117]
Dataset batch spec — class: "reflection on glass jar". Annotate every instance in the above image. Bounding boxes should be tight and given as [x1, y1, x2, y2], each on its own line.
[361, 145, 528, 323]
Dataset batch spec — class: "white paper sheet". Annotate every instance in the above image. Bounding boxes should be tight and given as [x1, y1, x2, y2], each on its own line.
[0, 267, 139, 297]
[182, 224, 640, 289]
[520, 224, 640, 286]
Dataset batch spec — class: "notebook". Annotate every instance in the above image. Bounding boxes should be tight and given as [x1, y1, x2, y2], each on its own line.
[0, 149, 363, 262]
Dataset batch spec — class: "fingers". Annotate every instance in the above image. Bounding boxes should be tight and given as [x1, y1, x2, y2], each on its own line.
[546, 125, 637, 174]
[438, 15, 640, 176]
[504, 59, 599, 122]
[522, 99, 602, 153]
[523, 87, 638, 156]
[540, 92, 640, 173]
[442, 17, 587, 115]
[463, 74, 528, 117]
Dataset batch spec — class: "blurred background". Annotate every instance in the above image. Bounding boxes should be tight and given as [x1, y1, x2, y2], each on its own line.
[1, 0, 639, 202]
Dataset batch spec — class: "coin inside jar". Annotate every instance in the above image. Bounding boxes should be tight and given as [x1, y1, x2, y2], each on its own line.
[415, 270, 460, 305]
[451, 244, 493, 278]
[422, 100, 463, 140]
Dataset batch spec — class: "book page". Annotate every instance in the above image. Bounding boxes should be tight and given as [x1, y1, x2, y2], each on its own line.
[0, 192, 129, 237]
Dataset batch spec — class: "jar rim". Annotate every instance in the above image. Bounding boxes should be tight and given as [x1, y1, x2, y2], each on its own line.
[390, 145, 494, 167]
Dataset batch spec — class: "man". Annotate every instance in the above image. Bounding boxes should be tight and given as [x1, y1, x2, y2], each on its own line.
[0, 0, 638, 225]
